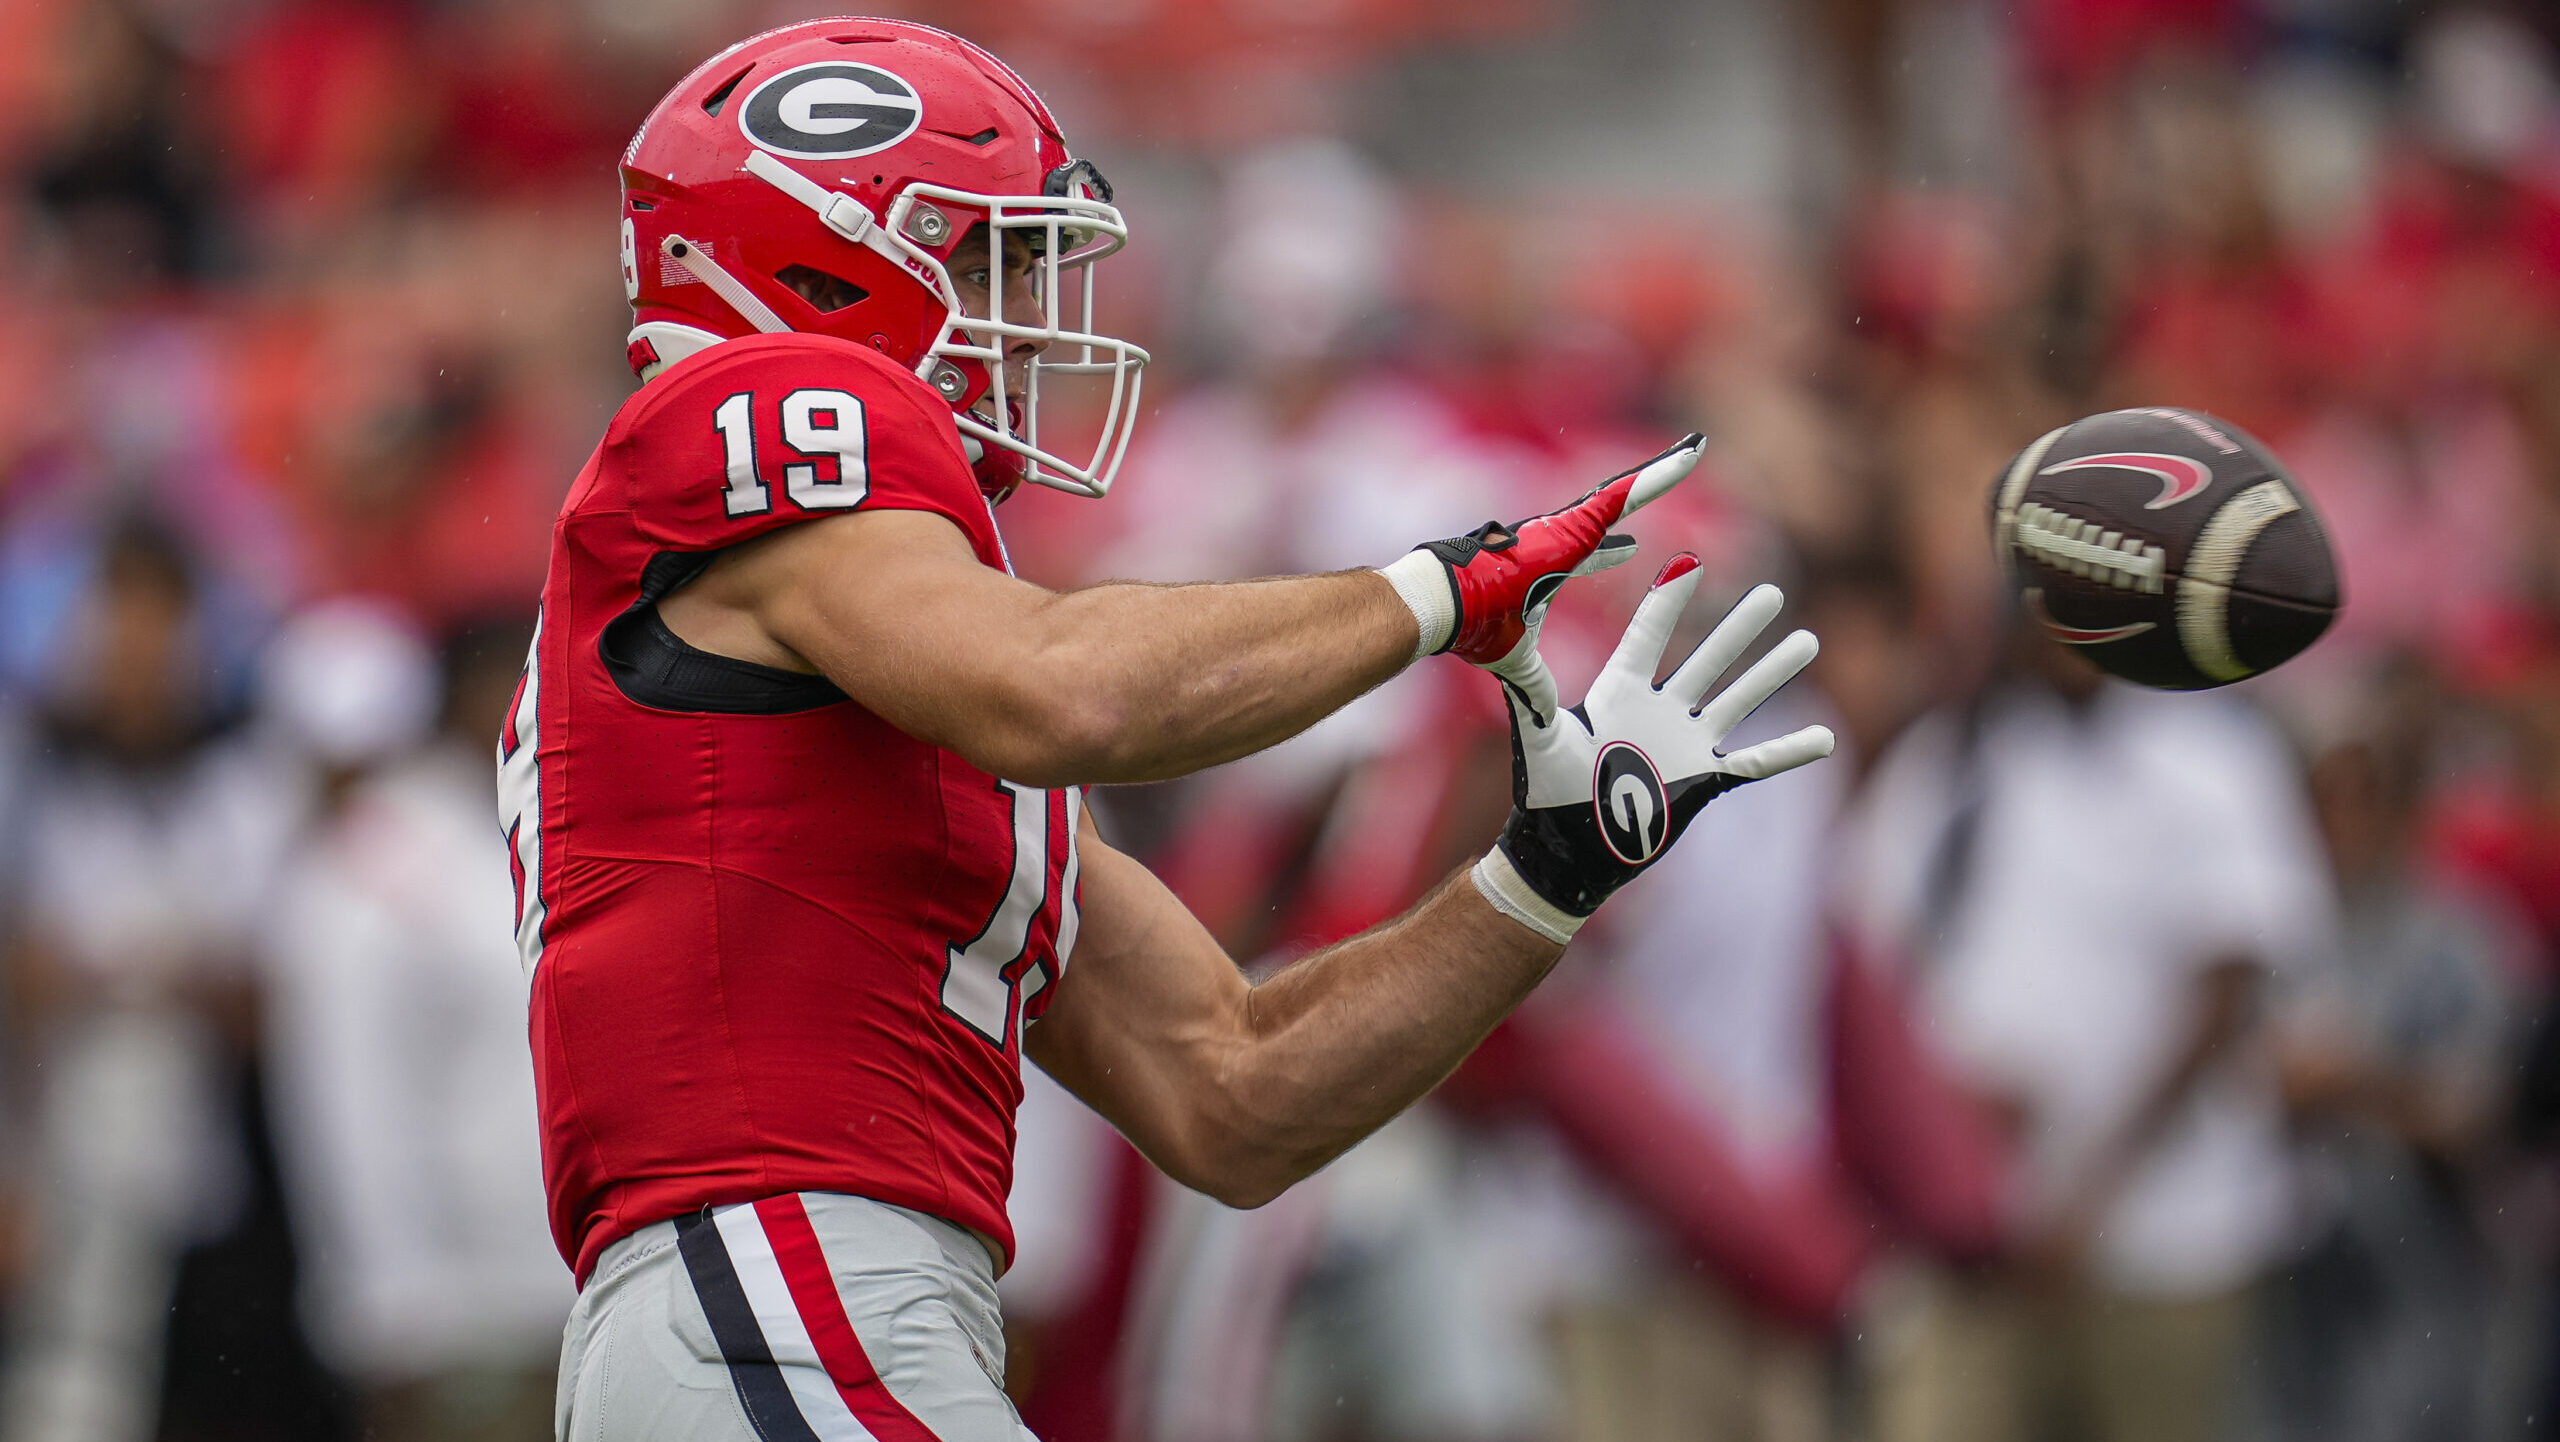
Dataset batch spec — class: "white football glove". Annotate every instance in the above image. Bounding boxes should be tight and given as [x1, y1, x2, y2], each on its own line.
[1471, 556, 1838, 944]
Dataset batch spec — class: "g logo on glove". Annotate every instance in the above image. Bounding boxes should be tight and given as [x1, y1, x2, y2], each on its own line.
[1467, 557, 1838, 945]
[1594, 743, 1667, 863]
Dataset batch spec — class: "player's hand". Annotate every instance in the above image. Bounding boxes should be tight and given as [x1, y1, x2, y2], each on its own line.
[1469, 556, 1836, 944]
[1376, 434, 1706, 707]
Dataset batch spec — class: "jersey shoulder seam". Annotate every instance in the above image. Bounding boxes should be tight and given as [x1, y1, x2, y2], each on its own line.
[611, 334, 944, 441]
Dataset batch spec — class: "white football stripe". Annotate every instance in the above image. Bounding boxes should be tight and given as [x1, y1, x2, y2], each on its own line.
[2175, 479, 2301, 683]
[1992, 424, 2069, 581]
[712, 1205, 877, 1442]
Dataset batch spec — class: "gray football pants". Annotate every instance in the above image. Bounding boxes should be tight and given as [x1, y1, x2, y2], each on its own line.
[555, 1192, 1037, 1442]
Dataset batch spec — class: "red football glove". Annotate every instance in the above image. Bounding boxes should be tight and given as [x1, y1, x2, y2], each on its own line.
[1378, 433, 1705, 707]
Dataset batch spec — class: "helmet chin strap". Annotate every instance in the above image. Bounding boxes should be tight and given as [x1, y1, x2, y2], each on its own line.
[660, 235, 790, 335]
[656, 218, 995, 476]
[738, 152, 1004, 478]
[742, 152, 921, 276]
[683, 157, 1044, 498]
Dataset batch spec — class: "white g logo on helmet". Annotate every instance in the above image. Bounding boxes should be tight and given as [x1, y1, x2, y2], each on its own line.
[738, 62, 923, 161]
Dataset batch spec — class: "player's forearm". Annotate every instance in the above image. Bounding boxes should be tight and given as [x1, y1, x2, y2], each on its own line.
[1193, 869, 1561, 1205]
[1001, 569, 1415, 786]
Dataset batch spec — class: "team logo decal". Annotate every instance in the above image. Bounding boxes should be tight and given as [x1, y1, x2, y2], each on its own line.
[738, 62, 923, 161]
[1593, 742, 1669, 865]
[2023, 588, 2156, 645]
[2039, 451, 2213, 510]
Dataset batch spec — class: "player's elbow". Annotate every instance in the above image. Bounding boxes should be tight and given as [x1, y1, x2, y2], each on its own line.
[1162, 1118, 1315, 1211]
[955, 682, 1132, 788]
[1203, 1175, 1291, 1211]
[1167, 1154, 1295, 1212]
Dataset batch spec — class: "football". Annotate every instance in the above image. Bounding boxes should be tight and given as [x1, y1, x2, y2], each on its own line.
[1989, 407, 2340, 690]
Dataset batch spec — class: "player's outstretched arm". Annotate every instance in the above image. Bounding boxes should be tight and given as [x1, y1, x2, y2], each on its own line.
[1028, 560, 1832, 1205]
[658, 437, 1704, 788]
[1028, 819, 1557, 1208]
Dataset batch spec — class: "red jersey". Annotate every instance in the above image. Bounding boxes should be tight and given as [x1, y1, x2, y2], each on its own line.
[496, 333, 1083, 1282]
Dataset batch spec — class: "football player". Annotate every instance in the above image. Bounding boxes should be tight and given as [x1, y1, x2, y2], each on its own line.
[498, 18, 1835, 1441]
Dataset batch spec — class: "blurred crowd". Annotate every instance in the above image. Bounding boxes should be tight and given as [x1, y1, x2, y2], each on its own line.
[2, 0, 2560, 1440]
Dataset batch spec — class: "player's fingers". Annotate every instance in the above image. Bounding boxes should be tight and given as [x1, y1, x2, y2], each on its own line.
[1486, 634, 1560, 727]
[1695, 627, 1820, 737]
[1600, 554, 1702, 692]
[1548, 432, 1706, 531]
[1570, 533, 1638, 578]
[1620, 431, 1706, 515]
[1717, 724, 1837, 781]
[1666, 583, 1783, 706]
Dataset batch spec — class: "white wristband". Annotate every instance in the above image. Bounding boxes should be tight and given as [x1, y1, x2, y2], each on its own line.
[1470, 847, 1584, 945]
[1377, 550, 1457, 662]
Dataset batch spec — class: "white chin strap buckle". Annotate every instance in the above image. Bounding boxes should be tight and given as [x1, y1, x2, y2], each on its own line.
[744, 151, 901, 260]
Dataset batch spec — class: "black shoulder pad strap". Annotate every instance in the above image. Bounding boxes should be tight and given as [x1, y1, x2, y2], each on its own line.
[600, 552, 847, 715]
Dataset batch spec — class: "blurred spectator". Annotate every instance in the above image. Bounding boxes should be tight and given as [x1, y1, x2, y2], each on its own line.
[2259, 675, 2520, 1442]
[1844, 619, 2339, 1442]
[1530, 689, 1858, 1442]
[0, 519, 308, 1442]
[1493, 555, 2003, 1442]
[1095, 137, 1510, 589]
[261, 604, 567, 1442]
[26, 0, 223, 289]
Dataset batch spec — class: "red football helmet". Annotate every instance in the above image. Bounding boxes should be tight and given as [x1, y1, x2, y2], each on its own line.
[621, 18, 1149, 499]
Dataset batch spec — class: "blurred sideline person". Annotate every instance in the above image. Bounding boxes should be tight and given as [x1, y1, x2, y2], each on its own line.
[1523, 556, 2005, 1442]
[264, 604, 570, 1442]
[1093, 138, 1514, 590]
[1842, 614, 2338, 1442]
[0, 520, 306, 1442]
[2257, 683, 2518, 1442]
[515, 20, 1831, 1442]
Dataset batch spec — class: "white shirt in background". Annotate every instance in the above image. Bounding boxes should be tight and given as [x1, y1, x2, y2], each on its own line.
[262, 743, 571, 1383]
[1843, 684, 2338, 1298]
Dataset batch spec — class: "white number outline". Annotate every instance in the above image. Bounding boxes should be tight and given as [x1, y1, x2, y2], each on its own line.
[940, 784, 1082, 1049]
[713, 389, 872, 518]
[496, 610, 547, 978]
[712, 391, 768, 517]
[780, 388, 869, 509]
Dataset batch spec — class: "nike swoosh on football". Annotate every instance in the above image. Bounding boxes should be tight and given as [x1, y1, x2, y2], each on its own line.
[2038, 451, 2213, 509]
[2025, 588, 2156, 644]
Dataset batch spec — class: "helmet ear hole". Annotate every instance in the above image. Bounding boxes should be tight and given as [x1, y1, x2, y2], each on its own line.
[774, 265, 869, 314]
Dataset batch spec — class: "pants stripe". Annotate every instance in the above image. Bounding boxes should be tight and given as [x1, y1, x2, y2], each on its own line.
[677, 1206, 865, 1442]
[755, 1195, 947, 1442]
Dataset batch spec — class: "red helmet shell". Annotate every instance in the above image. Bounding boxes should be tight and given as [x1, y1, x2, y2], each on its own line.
[621, 18, 1073, 370]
